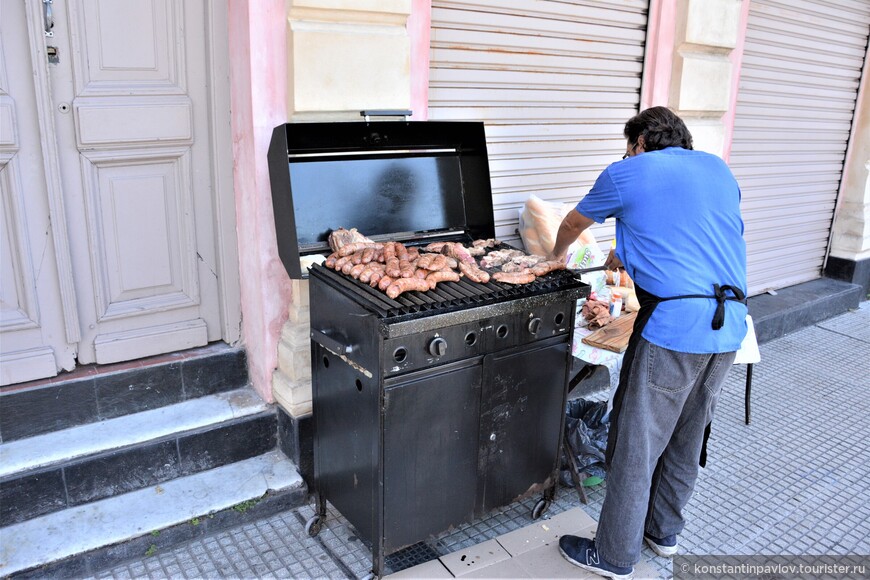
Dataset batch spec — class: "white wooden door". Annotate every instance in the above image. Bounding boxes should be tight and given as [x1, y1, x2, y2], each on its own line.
[0, 0, 232, 384]
[0, 0, 78, 384]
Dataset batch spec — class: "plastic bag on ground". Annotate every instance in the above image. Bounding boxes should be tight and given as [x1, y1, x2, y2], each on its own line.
[560, 398, 609, 486]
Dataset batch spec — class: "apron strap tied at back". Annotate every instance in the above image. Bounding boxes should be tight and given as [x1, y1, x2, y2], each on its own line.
[655, 283, 747, 330]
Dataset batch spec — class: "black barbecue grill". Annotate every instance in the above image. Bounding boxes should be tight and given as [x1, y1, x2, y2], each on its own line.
[269, 114, 590, 578]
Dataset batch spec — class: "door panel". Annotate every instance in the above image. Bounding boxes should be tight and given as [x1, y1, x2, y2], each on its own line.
[0, 1, 77, 385]
[48, 0, 218, 364]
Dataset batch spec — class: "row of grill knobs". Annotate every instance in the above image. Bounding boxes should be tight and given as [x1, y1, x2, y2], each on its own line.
[425, 317, 543, 357]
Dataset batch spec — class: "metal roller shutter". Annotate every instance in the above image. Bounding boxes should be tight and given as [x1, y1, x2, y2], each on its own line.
[729, 0, 870, 295]
[428, 0, 649, 245]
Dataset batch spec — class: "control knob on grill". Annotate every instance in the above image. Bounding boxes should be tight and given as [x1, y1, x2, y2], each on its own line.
[527, 317, 542, 335]
[428, 337, 448, 357]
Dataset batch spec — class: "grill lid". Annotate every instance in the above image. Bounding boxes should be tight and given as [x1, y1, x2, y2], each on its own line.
[268, 118, 496, 278]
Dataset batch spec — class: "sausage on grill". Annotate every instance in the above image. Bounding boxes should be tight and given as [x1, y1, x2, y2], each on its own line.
[530, 260, 566, 277]
[385, 257, 401, 278]
[460, 262, 491, 284]
[359, 262, 385, 283]
[386, 278, 430, 299]
[426, 270, 460, 286]
[493, 271, 536, 285]
[336, 242, 382, 257]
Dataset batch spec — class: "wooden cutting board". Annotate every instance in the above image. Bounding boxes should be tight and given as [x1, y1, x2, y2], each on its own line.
[581, 311, 637, 353]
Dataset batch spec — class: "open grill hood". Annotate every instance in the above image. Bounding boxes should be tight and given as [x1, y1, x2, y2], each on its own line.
[268, 120, 497, 279]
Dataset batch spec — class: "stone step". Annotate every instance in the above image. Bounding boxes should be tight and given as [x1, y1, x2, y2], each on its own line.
[0, 388, 275, 527]
[0, 451, 305, 578]
[748, 277, 863, 344]
[0, 344, 248, 443]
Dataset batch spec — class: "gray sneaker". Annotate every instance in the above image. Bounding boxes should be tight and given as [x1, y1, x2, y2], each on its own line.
[559, 535, 634, 580]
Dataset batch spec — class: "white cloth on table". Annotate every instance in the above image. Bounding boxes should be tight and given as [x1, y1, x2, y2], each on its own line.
[733, 315, 760, 365]
[571, 301, 624, 413]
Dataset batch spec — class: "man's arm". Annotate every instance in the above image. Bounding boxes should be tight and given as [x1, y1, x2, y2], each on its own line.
[549, 209, 595, 261]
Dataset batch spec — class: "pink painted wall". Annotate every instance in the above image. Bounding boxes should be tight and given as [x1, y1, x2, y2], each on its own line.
[228, 0, 292, 401]
[409, 0, 431, 120]
[640, 0, 676, 110]
[722, 0, 752, 162]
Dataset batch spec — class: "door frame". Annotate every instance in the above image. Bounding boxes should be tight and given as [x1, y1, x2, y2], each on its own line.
[203, 1, 242, 344]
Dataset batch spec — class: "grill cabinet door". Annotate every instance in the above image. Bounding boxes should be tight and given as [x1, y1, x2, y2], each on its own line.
[311, 342, 380, 547]
[478, 338, 569, 515]
[383, 359, 482, 552]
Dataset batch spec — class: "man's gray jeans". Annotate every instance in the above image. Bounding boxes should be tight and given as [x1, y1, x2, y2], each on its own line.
[595, 337, 736, 567]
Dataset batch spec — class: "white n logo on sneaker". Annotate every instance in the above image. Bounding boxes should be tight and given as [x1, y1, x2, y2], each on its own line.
[587, 549, 599, 565]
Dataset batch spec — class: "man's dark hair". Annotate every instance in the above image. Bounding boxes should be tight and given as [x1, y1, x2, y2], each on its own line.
[624, 106, 693, 151]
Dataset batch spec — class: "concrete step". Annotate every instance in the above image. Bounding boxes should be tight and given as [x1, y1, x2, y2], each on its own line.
[0, 451, 305, 578]
[0, 344, 249, 443]
[0, 388, 275, 526]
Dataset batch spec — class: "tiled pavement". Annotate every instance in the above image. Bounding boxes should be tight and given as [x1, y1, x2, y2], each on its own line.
[93, 302, 870, 579]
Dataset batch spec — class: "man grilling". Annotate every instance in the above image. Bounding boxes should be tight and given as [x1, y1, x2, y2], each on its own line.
[549, 106, 748, 579]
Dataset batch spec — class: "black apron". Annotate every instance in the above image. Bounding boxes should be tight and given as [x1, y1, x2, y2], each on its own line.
[604, 283, 746, 468]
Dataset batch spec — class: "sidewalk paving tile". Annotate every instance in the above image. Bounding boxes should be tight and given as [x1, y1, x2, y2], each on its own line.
[439, 539, 512, 577]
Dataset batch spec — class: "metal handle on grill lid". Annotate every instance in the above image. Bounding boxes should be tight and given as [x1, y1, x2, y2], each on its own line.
[311, 329, 354, 355]
[360, 110, 412, 122]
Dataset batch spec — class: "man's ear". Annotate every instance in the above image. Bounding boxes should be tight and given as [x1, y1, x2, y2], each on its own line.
[637, 135, 646, 151]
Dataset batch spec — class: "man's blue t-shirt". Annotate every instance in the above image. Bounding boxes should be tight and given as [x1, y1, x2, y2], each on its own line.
[577, 147, 748, 354]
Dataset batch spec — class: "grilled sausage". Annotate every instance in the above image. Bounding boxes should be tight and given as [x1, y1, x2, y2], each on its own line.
[324, 253, 338, 269]
[416, 253, 435, 270]
[493, 271, 536, 285]
[399, 259, 416, 278]
[361, 247, 376, 264]
[383, 242, 397, 262]
[424, 241, 450, 253]
[426, 270, 460, 286]
[378, 275, 395, 291]
[337, 242, 382, 257]
[460, 261, 491, 284]
[441, 242, 476, 265]
[351, 249, 366, 265]
[530, 260, 566, 277]
[358, 262, 385, 283]
[386, 257, 401, 278]
[349, 263, 367, 279]
[333, 255, 352, 270]
[386, 278, 430, 299]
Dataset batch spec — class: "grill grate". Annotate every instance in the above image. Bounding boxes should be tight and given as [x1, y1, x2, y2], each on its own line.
[309, 263, 585, 319]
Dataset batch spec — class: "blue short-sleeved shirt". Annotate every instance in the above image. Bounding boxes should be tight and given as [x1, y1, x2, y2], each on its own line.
[577, 147, 748, 353]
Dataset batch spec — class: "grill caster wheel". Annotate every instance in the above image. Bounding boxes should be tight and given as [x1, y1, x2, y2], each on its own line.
[531, 498, 550, 520]
[305, 515, 322, 537]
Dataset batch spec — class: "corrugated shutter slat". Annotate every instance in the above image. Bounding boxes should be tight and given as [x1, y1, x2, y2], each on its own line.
[429, 1, 649, 244]
[729, 0, 870, 295]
